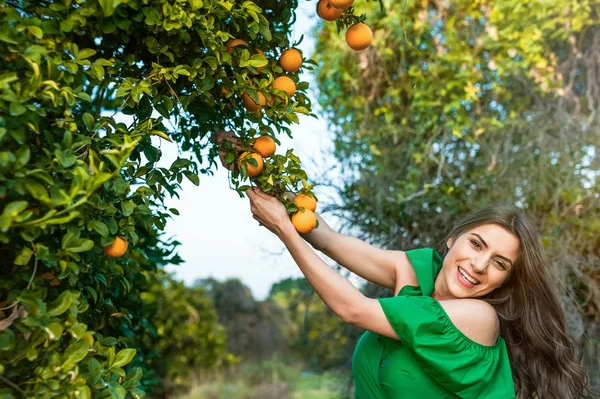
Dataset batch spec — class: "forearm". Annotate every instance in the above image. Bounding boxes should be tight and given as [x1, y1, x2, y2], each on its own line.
[285, 189, 399, 291]
[301, 214, 398, 291]
[278, 225, 365, 322]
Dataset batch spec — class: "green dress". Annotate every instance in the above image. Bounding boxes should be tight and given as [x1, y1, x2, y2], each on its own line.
[352, 248, 516, 399]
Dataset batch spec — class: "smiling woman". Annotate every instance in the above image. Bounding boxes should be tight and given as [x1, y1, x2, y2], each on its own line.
[240, 186, 594, 399]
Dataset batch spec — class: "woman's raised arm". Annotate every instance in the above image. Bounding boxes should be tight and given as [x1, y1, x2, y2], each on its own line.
[301, 211, 409, 292]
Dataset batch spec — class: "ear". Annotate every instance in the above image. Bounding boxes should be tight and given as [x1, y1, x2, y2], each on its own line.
[446, 237, 454, 249]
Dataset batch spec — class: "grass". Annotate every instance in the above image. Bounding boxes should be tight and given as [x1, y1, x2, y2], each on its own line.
[176, 356, 349, 399]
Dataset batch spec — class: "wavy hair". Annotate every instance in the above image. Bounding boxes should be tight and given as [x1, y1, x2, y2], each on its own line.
[438, 206, 594, 399]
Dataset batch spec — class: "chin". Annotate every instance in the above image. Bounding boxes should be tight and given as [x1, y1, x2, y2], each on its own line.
[449, 279, 486, 298]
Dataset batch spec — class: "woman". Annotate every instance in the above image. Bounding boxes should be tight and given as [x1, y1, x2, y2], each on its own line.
[212, 132, 592, 398]
[244, 188, 593, 399]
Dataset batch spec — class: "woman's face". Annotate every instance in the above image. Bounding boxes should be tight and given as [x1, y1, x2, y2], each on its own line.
[440, 223, 519, 298]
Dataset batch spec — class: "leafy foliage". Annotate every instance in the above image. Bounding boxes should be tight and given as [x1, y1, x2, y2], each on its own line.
[0, 0, 313, 397]
[314, 0, 600, 388]
[269, 277, 352, 370]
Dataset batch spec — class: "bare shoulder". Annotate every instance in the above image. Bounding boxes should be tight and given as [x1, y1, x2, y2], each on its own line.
[437, 299, 500, 346]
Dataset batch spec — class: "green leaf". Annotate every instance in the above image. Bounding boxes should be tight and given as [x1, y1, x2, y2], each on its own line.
[88, 220, 109, 237]
[0, 72, 18, 88]
[14, 247, 33, 265]
[107, 384, 126, 399]
[47, 291, 77, 316]
[61, 340, 90, 369]
[82, 113, 95, 131]
[66, 239, 94, 253]
[121, 200, 136, 216]
[98, 0, 124, 16]
[15, 147, 31, 168]
[190, 0, 203, 10]
[44, 322, 64, 340]
[247, 54, 268, 68]
[78, 49, 97, 60]
[0, 330, 16, 351]
[2, 201, 28, 217]
[68, 323, 88, 339]
[122, 367, 143, 389]
[76, 386, 91, 399]
[112, 348, 136, 368]
[183, 171, 199, 186]
[25, 179, 50, 202]
[150, 130, 172, 142]
[61, 231, 76, 250]
[27, 26, 44, 39]
[86, 358, 101, 385]
[9, 102, 27, 116]
[54, 149, 77, 168]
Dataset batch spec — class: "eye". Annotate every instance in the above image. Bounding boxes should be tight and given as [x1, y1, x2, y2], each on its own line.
[470, 239, 481, 249]
[495, 260, 507, 270]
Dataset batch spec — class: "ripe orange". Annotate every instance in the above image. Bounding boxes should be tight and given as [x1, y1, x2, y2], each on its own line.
[103, 236, 128, 258]
[317, 0, 344, 21]
[272, 76, 296, 97]
[238, 151, 264, 177]
[292, 209, 317, 234]
[279, 49, 302, 73]
[330, 0, 354, 9]
[293, 193, 317, 212]
[253, 135, 277, 158]
[242, 92, 267, 113]
[226, 39, 248, 53]
[346, 23, 373, 51]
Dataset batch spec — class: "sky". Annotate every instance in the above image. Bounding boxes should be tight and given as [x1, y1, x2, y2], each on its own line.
[155, 3, 363, 300]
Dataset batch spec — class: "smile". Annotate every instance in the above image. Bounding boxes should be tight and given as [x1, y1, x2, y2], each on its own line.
[458, 266, 481, 285]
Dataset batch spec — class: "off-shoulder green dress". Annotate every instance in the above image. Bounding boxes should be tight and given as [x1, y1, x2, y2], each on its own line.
[352, 248, 516, 399]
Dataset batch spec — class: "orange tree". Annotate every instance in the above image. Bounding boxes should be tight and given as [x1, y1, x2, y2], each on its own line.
[0, 0, 314, 397]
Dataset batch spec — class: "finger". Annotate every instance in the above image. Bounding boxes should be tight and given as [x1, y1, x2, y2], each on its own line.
[251, 187, 269, 200]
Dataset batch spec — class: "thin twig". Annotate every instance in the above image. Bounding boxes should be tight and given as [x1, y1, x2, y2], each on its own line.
[0, 375, 25, 395]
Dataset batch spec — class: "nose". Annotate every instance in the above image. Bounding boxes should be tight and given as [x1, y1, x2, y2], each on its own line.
[471, 255, 488, 273]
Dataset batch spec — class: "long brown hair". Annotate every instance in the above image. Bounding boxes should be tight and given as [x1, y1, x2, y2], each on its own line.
[438, 206, 594, 399]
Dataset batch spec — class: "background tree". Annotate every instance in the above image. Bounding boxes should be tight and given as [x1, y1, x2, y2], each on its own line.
[195, 278, 288, 361]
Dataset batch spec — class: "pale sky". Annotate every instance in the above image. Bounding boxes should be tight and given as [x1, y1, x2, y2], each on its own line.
[157, 3, 364, 300]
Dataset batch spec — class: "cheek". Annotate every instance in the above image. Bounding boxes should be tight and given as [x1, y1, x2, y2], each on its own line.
[487, 269, 508, 287]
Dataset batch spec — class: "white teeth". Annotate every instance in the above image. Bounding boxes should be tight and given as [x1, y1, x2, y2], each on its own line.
[458, 267, 479, 285]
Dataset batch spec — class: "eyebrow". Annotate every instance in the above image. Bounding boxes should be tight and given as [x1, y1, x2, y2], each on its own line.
[471, 233, 514, 267]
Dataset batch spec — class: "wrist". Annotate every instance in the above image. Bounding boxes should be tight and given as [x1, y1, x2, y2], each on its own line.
[277, 223, 299, 242]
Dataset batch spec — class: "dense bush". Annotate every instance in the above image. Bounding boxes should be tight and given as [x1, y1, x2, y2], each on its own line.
[0, 0, 311, 396]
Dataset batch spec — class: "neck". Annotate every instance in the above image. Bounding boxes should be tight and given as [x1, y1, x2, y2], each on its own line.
[432, 273, 455, 300]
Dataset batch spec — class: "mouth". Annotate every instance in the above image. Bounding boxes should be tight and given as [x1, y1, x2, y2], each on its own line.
[457, 266, 481, 287]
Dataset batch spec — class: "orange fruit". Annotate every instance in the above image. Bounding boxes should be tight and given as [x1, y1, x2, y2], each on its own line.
[242, 92, 267, 113]
[238, 151, 264, 177]
[292, 209, 317, 234]
[346, 23, 373, 51]
[330, 0, 354, 9]
[226, 39, 248, 53]
[253, 135, 277, 158]
[317, 0, 344, 21]
[279, 49, 302, 73]
[272, 76, 296, 97]
[103, 236, 128, 258]
[293, 193, 317, 212]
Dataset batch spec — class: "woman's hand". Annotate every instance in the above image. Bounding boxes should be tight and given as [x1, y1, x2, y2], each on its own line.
[211, 130, 242, 170]
[247, 187, 295, 238]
